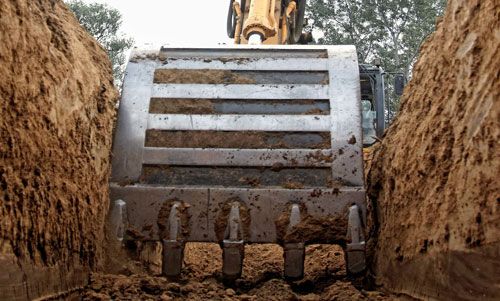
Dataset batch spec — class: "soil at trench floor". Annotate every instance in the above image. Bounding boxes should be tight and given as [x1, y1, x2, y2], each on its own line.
[83, 244, 398, 300]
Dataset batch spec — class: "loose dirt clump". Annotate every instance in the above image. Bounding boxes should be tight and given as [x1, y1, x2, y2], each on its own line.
[214, 198, 252, 241]
[0, 0, 117, 299]
[306, 150, 333, 163]
[154, 69, 256, 84]
[150, 98, 216, 114]
[238, 176, 261, 187]
[157, 199, 192, 240]
[282, 181, 305, 189]
[368, 0, 499, 299]
[304, 108, 328, 115]
[275, 214, 348, 244]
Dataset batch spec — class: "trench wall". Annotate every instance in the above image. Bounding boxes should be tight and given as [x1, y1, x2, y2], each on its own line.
[0, 0, 117, 299]
[368, 0, 499, 300]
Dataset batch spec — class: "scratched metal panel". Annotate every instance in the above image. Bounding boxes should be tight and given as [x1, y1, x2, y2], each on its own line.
[110, 184, 365, 243]
[140, 166, 332, 188]
[149, 99, 330, 115]
[147, 114, 330, 132]
[142, 148, 332, 167]
[151, 84, 329, 100]
[157, 58, 329, 71]
[153, 70, 328, 85]
[145, 130, 331, 149]
[110, 60, 157, 182]
[155, 45, 329, 59]
[110, 185, 210, 241]
[327, 46, 365, 186]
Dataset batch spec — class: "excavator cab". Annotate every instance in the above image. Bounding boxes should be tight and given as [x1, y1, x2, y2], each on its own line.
[360, 64, 386, 146]
[108, 0, 367, 280]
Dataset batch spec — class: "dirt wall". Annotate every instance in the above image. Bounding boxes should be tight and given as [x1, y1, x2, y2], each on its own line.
[368, 0, 499, 300]
[0, 0, 117, 299]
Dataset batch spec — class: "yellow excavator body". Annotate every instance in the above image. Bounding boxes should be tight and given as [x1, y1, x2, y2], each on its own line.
[231, 0, 306, 45]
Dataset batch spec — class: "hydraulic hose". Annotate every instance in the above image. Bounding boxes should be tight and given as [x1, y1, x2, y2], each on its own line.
[227, 0, 246, 39]
[227, 0, 236, 38]
[289, 0, 306, 44]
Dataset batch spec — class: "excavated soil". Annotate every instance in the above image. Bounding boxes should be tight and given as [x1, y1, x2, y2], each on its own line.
[0, 0, 117, 299]
[145, 130, 332, 149]
[281, 216, 348, 245]
[83, 243, 396, 300]
[150, 98, 217, 114]
[154, 69, 256, 85]
[368, 0, 499, 300]
[156, 200, 193, 241]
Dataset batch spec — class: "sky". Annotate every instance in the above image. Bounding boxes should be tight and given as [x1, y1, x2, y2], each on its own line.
[81, 0, 233, 47]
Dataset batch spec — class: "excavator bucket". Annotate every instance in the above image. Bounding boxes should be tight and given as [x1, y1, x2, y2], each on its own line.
[108, 45, 366, 280]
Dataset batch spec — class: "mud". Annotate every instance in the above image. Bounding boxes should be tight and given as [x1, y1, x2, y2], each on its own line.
[0, 0, 117, 299]
[145, 130, 331, 149]
[154, 69, 256, 84]
[150, 98, 216, 114]
[306, 150, 334, 163]
[157, 200, 192, 240]
[140, 166, 333, 188]
[154, 68, 328, 85]
[149, 98, 330, 115]
[238, 177, 261, 187]
[214, 198, 252, 242]
[83, 243, 396, 300]
[368, 0, 500, 299]
[281, 181, 305, 189]
[275, 207, 348, 245]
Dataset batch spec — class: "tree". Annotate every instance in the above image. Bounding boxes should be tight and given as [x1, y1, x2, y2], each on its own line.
[66, 1, 134, 86]
[307, 0, 446, 120]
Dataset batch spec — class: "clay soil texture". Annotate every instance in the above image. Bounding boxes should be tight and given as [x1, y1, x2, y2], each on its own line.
[83, 243, 397, 301]
[368, 0, 499, 300]
[0, 0, 117, 299]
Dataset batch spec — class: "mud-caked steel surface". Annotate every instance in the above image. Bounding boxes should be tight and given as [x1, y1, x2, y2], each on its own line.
[109, 45, 366, 279]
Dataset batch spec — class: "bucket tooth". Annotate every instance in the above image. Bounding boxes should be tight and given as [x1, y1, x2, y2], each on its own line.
[162, 240, 184, 277]
[109, 199, 126, 241]
[284, 242, 305, 280]
[222, 240, 244, 280]
[283, 204, 305, 280]
[222, 202, 245, 281]
[162, 202, 185, 277]
[345, 205, 366, 275]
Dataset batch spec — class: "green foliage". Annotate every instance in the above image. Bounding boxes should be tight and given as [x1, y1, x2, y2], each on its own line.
[66, 0, 134, 85]
[307, 0, 446, 119]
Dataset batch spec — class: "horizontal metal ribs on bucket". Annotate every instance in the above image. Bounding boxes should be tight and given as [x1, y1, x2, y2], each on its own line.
[109, 46, 366, 277]
[112, 46, 364, 187]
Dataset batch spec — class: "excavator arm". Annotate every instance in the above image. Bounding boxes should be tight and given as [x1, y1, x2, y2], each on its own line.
[227, 0, 307, 45]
